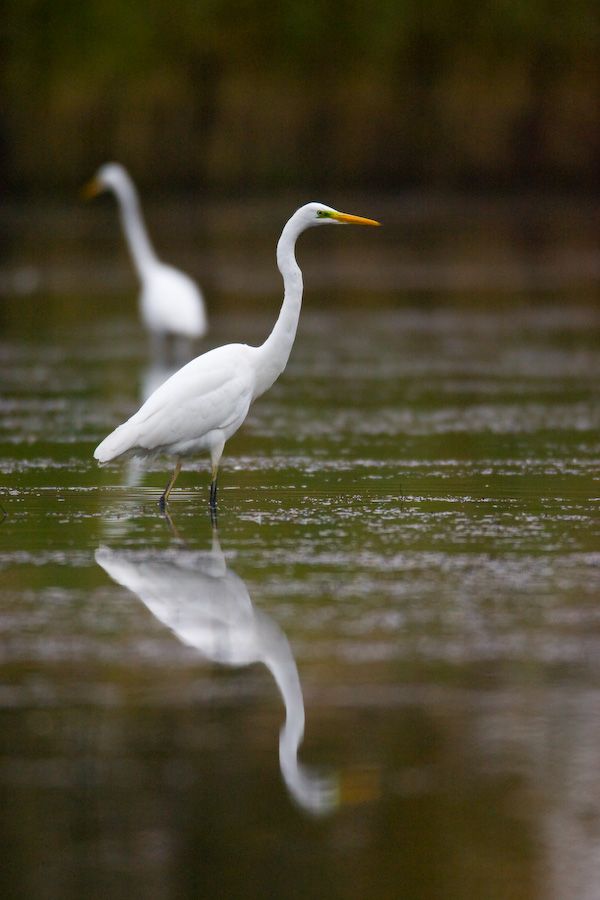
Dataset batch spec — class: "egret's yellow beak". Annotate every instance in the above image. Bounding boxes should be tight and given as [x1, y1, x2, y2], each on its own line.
[80, 177, 102, 201]
[333, 212, 381, 226]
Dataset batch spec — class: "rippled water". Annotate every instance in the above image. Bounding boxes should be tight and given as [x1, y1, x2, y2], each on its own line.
[2, 198, 600, 899]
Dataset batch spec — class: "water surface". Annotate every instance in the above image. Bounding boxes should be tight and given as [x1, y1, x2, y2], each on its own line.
[1, 199, 600, 899]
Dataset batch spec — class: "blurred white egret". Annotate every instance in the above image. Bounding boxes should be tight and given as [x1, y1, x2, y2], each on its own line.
[84, 162, 207, 351]
[94, 202, 380, 509]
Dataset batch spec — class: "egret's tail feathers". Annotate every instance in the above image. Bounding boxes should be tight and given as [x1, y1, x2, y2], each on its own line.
[94, 423, 138, 464]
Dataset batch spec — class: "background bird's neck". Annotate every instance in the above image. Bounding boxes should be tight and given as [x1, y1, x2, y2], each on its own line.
[114, 179, 157, 279]
[253, 220, 304, 399]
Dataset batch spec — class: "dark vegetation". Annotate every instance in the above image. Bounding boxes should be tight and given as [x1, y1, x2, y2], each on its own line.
[2, 0, 600, 196]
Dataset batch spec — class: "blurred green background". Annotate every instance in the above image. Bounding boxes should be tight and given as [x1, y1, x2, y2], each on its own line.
[2, 0, 600, 197]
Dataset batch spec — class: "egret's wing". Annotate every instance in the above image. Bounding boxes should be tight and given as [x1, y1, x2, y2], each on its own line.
[134, 345, 253, 442]
[95, 344, 255, 461]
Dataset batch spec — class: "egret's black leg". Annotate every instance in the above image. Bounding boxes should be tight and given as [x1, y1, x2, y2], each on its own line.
[159, 460, 182, 510]
[209, 476, 218, 525]
[209, 502, 218, 528]
[209, 468, 218, 509]
[208, 441, 223, 517]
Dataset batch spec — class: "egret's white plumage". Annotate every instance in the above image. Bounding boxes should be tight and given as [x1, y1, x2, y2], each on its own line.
[84, 162, 207, 343]
[94, 202, 380, 508]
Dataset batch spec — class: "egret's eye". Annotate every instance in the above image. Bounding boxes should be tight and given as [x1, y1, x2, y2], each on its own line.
[317, 210, 329, 219]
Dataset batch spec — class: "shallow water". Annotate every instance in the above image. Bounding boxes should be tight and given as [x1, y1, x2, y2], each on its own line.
[2, 198, 600, 899]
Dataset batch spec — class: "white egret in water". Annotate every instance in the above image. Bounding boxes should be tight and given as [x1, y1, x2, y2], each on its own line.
[94, 202, 380, 509]
[83, 162, 207, 351]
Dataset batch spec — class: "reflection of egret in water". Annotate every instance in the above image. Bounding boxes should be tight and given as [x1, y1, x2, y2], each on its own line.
[95, 528, 338, 816]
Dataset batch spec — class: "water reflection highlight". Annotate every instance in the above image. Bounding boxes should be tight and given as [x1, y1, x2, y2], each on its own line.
[95, 526, 338, 816]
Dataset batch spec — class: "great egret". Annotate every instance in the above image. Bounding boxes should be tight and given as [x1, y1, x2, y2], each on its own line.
[94, 202, 380, 509]
[83, 162, 207, 349]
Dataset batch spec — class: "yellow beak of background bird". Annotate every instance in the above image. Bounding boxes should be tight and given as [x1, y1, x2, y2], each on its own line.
[80, 177, 102, 201]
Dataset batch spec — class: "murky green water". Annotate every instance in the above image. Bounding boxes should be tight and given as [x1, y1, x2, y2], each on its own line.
[2, 199, 600, 899]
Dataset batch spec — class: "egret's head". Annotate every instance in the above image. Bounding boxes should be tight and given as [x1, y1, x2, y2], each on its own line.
[81, 162, 129, 200]
[297, 202, 380, 229]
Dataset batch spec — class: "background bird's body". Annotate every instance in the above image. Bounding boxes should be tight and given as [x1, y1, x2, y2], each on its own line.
[94, 202, 379, 508]
[85, 162, 207, 348]
[140, 259, 206, 340]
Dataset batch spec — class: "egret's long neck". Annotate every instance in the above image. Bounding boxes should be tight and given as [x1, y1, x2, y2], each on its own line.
[253, 217, 304, 399]
[112, 177, 157, 280]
